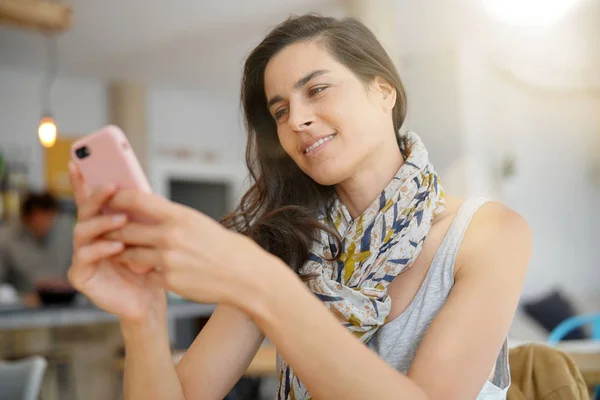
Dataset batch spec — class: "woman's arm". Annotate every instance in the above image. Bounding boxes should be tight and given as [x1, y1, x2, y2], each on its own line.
[121, 305, 186, 400]
[176, 304, 265, 400]
[122, 303, 264, 400]
[237, 202, 531, 400]
[407, 202, 531, 399]
[106, 190, 531, 399]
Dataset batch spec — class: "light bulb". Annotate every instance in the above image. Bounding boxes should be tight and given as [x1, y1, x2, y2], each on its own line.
[38, 115, 57, 148]
[483, 0, 585, 28]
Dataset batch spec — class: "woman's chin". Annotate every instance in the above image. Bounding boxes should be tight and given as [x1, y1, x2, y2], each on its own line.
[306, 165, 350, 187]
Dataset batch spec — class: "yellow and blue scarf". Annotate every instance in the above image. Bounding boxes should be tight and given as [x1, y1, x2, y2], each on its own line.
[276, 131, 445, 400]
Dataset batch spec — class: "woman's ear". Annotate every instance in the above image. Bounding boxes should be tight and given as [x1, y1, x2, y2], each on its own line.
[373, 77, 397, 111]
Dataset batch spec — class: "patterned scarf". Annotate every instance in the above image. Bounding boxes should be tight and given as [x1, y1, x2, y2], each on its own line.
[276, 131, 445, 400]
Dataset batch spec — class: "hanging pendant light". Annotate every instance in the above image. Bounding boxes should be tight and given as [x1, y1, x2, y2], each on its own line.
[38, 115, 57, 148]
[38, 34, 58, 148]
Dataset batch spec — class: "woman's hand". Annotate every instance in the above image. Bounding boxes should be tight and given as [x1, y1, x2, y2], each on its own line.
[67, 162, 166, 323]
[104, 189, 272, 307]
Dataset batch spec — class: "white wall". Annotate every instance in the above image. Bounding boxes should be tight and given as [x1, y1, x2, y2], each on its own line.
[457, 46, 600, 305]
[400, 50, 467, 197]
[147, 87, 246, 165]
[395, 0, 600, 306]
[0, 67, 109, 189]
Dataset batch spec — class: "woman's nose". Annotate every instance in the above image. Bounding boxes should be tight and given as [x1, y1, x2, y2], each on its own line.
[288, 102, 315, 131]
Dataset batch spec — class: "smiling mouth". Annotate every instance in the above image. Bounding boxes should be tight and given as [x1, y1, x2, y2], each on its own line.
[304, 133, 336, 154]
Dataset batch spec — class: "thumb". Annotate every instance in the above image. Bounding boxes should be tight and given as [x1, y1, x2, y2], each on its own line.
[67, 262, 97, 292]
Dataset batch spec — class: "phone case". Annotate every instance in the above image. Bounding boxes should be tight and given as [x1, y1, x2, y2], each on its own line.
[70, 125, 151, 193]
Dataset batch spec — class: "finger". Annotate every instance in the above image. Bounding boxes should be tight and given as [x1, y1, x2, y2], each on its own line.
[112, 246, 161, 268]
[128, 263, 156, 275]
[69, 161, 91, 205]
[107, 254, 156, 275]
[73, 214, 128, 248]
[108, 190, 178, 223]
[103, 222, 167, 247]
[146, 271, 166, 289]
[73, 240, 124, 267]
[69, 241, 124, 289]
[78, 185, 118, 221]
[107, 255, 156, 276]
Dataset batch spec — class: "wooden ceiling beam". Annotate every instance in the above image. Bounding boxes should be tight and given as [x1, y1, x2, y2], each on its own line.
[0, 0, 72, 32]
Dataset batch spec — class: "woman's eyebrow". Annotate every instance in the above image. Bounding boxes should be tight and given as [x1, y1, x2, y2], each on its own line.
[294, 69, 329, 90]
[267, 69, 330, 109]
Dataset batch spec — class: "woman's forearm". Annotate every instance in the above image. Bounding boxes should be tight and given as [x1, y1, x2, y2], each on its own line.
[121, 314, 186, 400]
[238, 257, 428, 400]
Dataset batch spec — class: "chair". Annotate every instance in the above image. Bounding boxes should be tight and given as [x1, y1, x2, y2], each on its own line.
[0, 356, 48, 400]
[548, 313, 600, 346]
[548, 313, 600, 400]
[6, 349, 77, 400]
[508, 344, 590, 400]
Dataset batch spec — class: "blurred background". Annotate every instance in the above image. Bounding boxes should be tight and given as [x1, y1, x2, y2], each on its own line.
[0, 0, 598, 399]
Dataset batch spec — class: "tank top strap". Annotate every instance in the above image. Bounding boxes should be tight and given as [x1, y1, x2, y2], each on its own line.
[441, 197, 490, 263]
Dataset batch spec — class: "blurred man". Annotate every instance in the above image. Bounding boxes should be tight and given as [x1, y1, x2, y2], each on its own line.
[0, 191, 71, 306]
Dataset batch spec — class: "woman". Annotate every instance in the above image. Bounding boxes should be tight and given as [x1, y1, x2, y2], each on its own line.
[68, 14, 532, 400]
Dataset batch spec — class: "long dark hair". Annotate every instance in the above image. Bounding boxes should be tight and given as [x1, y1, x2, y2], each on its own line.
[221, 14, 408, 273]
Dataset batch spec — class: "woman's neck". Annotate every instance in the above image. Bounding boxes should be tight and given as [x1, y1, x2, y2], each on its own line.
[335, 136, 404, 220]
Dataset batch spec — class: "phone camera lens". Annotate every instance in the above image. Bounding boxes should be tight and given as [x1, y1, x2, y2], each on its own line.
[75, 146, 90, 159]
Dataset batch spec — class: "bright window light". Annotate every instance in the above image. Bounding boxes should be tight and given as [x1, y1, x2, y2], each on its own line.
[483, 0, 585, 28]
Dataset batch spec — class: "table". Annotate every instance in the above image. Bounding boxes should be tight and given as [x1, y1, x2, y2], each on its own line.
[0, 300, 215, 331]
[569, 352, 600, 386]
[243, 345, 277, 377]
[556, 340, 600, 387]
[0, 300, 216, 400]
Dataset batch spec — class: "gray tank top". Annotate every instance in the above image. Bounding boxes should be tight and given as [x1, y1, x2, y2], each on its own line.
[367, 197, 511, 399]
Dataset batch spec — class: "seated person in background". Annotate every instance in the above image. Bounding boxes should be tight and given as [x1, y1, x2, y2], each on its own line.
[0, 191, 72, 306]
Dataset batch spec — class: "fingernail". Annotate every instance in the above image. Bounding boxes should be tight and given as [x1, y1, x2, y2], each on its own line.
[113, 214, 127, 224]
[110, 241, 123, 251]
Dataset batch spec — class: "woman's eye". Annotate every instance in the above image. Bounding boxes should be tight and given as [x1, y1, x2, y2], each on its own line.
[274, 108, 288, 121]
[309, 86, 327, 97]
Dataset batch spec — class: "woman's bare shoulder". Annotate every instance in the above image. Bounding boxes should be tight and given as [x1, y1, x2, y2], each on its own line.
[453, 196, 532, 276]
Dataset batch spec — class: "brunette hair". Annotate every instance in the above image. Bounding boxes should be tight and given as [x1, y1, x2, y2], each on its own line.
[221, 14, 408, 273]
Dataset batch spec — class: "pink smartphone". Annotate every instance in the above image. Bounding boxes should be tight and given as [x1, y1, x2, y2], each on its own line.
[70, 125, 151, 194]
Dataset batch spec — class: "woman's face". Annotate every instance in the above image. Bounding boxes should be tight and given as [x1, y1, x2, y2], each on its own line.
[264, 40, 396, 186]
